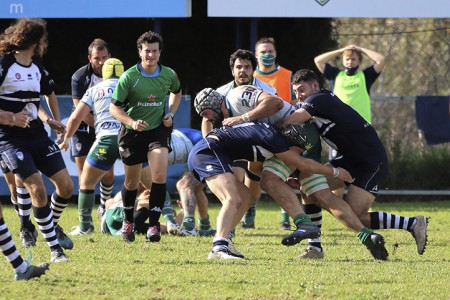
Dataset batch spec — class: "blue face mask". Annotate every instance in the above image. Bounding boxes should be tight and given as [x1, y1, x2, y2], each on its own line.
[344, 65, 359, 75]
[259, 53, 276, 66]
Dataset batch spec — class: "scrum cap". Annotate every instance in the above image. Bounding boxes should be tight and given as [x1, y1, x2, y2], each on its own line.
[280, 124, 308, 149]
[102, 58, 124, 80]
[194, 88, 224, 116]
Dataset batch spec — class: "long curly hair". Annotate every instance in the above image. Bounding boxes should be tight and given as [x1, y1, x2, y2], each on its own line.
[0, 18, 47, 55]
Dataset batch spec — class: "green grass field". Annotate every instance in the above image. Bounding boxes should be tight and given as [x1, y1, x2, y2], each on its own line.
[1, 200, 449, 299]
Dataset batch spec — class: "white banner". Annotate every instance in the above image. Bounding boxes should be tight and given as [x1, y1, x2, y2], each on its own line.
[208, 0, 450, 18]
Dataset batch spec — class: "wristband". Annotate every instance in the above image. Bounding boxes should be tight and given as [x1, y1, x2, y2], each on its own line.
[63, 137, 70, 145]
[332, 167, 340, 178]
[133, 120, 139, 130]
[10, 115, 16, 126]
[168, 112, 175, 119]
[242, 113, 250, 123]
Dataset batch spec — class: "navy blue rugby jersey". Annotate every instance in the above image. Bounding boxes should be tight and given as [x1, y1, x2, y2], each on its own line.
[301, 89, 387, 164]
[205, 122, 290, 162]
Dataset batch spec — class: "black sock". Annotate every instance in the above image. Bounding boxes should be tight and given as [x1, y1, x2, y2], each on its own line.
[148, 183, 166, 227]
[121, 186, 137, 223]
[134, 207, 150, 234]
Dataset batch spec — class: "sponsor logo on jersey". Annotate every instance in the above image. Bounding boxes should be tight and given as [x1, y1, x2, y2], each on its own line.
[148, 94, 156, 101]
[100, 122, 120, 130]
[16, 151, 24, 161]
[15, 73, 21, 80]
[137, 101, 161, 107]
[48, 144, 59, 153]
[206, 165, 213, 172]
[99, 148, 107, 155]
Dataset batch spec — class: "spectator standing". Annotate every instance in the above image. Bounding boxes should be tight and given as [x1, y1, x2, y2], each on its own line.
[254, 37, 296, 105]
[253, 36, 297, 230]
[314, 44, 386, 125]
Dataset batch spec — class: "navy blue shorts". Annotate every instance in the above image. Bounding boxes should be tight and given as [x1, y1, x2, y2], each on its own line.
[232, 160, 260, 181]
[0, 156, 10, 174]
[330, 155, 388, 195]
[70, 129, 96, 157]
[118, 123, 172, 166]
[187, 138, 233, 183]
[0, 136, 67, 181]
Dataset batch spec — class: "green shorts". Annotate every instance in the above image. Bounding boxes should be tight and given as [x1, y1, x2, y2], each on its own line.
[86, 135, 120, 171]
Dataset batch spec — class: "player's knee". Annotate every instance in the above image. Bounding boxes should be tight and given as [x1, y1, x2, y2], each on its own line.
[59, 177, 74, 198]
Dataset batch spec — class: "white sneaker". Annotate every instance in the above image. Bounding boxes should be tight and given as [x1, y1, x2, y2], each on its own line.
[50, 250, 69, 263]
[69, 226, 93, 236]
[180, 228, 198, 236]
[228, 241, 245, 258]
[409, 216, 428, 255]
[166, 221, 181, 236]
[298, 248, 324, 259]
[208, 248, 243, 260]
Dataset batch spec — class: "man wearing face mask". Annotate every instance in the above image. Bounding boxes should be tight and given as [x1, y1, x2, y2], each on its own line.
[254, 37, 297, 230]
[254, 37, 297, 107]
[314, 45, 385, 124]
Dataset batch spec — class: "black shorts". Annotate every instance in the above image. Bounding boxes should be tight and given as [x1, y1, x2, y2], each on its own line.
[118, 123, 172, 166]
[0, 135, 67, 181]
[70, 129, 96, 157]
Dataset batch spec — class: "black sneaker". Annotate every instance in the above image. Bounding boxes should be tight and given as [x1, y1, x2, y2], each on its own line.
[145, 225, 161, 243]
[20, 228, 37, 248]
[14, 263, 49, 280]
[240, 221, 255, 229]
[121, 221, 135, 243]
[365, 234, 389, 261]
[280, 221, 291, 231]
[54, 225, 74, 250]
[282, 223, 321, 246]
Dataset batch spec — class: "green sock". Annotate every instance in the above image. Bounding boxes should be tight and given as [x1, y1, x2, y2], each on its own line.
[198, 215, 211, 230]
[357, 227, 374, 245]
[162, 191, 176, 224]
[293, 213, 313, 226]
[183, 216, 195, 230]
[78, 189, 95, 232]
[280, 208, 289, 223]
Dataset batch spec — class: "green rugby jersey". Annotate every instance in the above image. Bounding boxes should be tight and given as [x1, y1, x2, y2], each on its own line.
[301, 121, 322, 163]
[112, 63, 180, 131]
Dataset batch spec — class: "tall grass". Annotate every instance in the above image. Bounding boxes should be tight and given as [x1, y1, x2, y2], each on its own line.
[1, 200, 449, 299]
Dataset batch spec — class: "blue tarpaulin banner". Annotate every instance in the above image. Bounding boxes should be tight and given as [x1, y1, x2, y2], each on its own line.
[416, 96, 450, 145]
